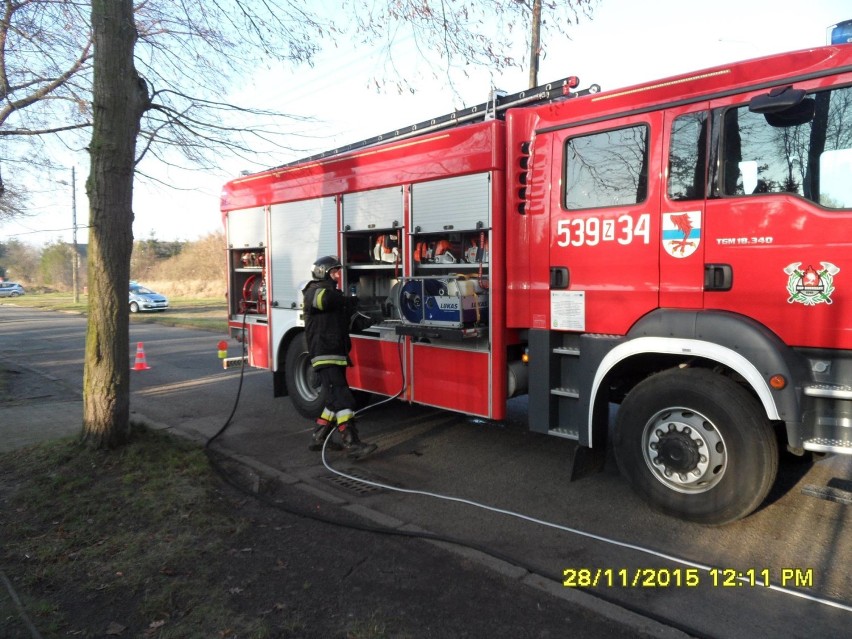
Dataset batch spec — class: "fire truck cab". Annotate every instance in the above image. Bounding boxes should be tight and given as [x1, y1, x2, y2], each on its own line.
[222, 44, 852, 524]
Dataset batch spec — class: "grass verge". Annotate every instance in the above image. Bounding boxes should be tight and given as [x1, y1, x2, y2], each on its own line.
[1, 293, 227, 333]
[0, 428, 410, 639]
[0, 428, 269, 638]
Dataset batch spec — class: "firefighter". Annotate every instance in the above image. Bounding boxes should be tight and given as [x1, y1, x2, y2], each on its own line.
[301, 255, 377, 459]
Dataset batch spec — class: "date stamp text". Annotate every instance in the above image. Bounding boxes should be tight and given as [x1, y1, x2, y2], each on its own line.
[562, 567, 814, 589]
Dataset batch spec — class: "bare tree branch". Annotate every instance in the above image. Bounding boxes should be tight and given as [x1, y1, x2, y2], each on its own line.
[0, 0, 597, 216]
[0, 121, 90, 136]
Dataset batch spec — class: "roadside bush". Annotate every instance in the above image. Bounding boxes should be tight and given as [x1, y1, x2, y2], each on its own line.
[140, 278, 225, 298]
[133, 230, 226, 297]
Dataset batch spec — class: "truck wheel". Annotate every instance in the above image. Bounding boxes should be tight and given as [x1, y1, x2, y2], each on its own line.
[613, 368, 778, 525]
[284, 332, 327, 419]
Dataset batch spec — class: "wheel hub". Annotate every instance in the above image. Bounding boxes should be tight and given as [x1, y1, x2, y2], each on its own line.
[643, 409, 727, 494]
[656, 429, 701, 473]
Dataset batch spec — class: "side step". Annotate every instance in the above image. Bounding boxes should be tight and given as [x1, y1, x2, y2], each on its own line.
[803, 438, 852, 455]
[548, 343, 583, 440]
[802, 383, 852, 454]
[528, 330, 620, 449]
[804, 383, 852, 400]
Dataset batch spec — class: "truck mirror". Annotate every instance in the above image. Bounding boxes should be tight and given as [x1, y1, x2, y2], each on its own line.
[763, 98, 815, 127]
[749, 86, 815, 127]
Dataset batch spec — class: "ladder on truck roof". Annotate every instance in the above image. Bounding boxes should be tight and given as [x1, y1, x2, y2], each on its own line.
[273, 76, 601, 169]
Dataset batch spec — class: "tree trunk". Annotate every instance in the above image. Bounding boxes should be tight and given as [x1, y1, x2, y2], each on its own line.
[528, 0, 542, 89]
[82, 0, 148, 448]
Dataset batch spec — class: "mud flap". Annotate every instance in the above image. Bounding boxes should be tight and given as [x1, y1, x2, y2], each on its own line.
[566, 443, 607, 481]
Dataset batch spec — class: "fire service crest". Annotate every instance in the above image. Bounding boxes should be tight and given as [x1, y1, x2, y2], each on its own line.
[784, 262, 839, 306]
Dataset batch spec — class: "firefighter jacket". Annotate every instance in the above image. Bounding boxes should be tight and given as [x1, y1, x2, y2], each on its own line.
[302, 278, 355, 369]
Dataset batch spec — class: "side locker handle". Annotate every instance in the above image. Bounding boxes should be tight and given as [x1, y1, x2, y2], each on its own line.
[704, 264, 733, 291]
[550, 266, 570, 289]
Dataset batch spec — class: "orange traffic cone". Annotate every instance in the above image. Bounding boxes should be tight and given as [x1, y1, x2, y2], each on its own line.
[133, 342, 151, 371]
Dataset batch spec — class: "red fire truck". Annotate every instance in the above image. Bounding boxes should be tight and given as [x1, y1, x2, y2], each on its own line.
[221, 44, 852, 524]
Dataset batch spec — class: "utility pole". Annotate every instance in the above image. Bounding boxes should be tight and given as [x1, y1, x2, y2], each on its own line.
[71, 166, 79, 303]
[528, 0, 542, 88]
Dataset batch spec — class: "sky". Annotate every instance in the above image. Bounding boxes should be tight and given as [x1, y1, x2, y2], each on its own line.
[1, 0, 849, 247]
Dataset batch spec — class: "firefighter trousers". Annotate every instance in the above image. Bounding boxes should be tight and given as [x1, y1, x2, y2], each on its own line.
[316, 365, 356, 426]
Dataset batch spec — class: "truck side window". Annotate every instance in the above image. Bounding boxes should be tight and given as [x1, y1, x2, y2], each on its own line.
[668, 112, 707, 201]
[564, 124, 649, 210]
[721, 85, 852, 209]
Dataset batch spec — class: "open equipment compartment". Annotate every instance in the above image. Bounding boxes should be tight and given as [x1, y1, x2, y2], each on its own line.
[397, 172, 491, 343]
[227, 206, 268, 319]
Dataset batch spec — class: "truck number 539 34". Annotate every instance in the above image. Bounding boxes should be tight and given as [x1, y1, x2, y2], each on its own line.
[556, 213, 650, 248]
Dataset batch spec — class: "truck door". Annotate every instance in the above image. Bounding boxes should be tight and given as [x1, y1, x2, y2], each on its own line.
[704, 83, 852, 350]
[550, 113, 661, 335]
[660, 104, 710, 308]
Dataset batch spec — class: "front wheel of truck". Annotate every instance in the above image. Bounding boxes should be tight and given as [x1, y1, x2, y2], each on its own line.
[613, 367, 778, 525]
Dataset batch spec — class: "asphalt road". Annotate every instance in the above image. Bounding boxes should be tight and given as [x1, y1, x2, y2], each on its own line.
[2, 306, 851, 638]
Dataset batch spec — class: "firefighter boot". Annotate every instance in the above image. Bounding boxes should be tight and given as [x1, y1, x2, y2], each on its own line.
[308, 421, 342, 451]
[339, 424, 377, 459]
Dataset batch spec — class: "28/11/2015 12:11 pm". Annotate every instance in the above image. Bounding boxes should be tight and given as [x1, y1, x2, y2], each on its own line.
[562, 567, 814, 589]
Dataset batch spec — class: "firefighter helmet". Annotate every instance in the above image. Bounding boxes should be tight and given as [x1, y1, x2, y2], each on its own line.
[311, 255, 342, 280]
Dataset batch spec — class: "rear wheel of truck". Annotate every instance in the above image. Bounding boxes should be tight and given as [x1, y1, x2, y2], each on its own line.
[613, 367, 778, 525]
[284, 332, 327, 419]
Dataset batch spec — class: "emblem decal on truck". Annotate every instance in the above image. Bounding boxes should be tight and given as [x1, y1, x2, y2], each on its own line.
[662, 212, 701, 258]
[784, 262, 839, 305]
